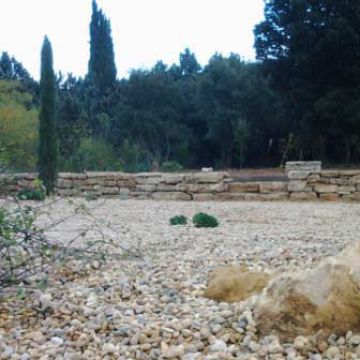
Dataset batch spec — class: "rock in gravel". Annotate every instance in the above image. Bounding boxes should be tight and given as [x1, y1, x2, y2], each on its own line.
[204, 266, 271, 302]
[210, 340, 227, 352]
[253, 241, 360, 340]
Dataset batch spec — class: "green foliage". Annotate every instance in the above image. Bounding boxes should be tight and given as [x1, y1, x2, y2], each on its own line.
[169, 215, 187, 226]
[254, 0, 360, 163]
[18, 188, 45, 201]
[38, 37, 58, 194]
[70, 137, 121, 172]
[88, 0, 116, 92]
[0, 80, 38, 171]
[192, 213, 219, 228]
[161, 161, 183, 173]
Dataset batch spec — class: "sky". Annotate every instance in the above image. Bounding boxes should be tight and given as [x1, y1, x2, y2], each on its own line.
[0, 0, 264, 80]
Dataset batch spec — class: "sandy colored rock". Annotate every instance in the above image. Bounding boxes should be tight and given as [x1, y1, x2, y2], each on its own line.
[204, 266, 271, 302]
[314, 184, 338, 194]
[228, 182, 260, 193]
[259, 182, 288, 194]
[290, 192, 317, 201]
[253, 242, 360, 340]
[288, 180, 307, 192]
[320, 193, 339, 201]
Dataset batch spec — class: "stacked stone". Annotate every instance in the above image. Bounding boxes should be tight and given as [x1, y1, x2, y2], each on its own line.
[135, 172, 228, 201]
[0, 173, 36, 196]
[288, 170, 360, 201]
[219, 180, 289, 201]
[56, 172, 135, 198]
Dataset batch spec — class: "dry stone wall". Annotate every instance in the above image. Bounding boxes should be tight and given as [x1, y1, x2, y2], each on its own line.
[288, 170, 360, 201]
[2, 169, 360, 201]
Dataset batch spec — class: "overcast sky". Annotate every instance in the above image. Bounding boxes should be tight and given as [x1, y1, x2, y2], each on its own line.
[0, 0, 264, 80]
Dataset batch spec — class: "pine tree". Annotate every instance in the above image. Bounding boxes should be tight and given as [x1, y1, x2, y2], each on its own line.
[88, 0, 116, 92]
[38, 36, 58, 194]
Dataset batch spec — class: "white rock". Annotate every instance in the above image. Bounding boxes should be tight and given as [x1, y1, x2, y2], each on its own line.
[210, 340, 227, 353]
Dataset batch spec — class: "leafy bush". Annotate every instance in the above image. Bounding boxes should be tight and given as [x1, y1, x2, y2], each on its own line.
[192, 212, 219, 228]
[17, 179, 46, 201]
[170, 215, 187, 225]
[161, 161, 183, 173]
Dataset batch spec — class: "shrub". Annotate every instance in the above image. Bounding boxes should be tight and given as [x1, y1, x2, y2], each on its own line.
[17, 179, 46, 201]
[170, 215, 187, 225]
[192, 212, 219, 228]
[161, 161, 183, 173]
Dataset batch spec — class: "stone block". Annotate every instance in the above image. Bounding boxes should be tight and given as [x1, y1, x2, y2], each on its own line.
[136, 184, 157, 192]
[338, 186, 356, 195]
[151, 192, 192, 201]
[161, 174, 184, 184]
[104, 180, 118, 187]
[288, 180, 307, 192]
[290, 192, 317, 201]
[193, 193, 215, 201]
[285, 161, 322, 172]
[314, 184, 338, 194]
[228, 182, 260, 193]
[259, 181, 288, 193]
[287, 171, 310, 180]
[330, 178, 350, 186]
[156, 184, 178, 192]
[349, 176, 360, 185]
[214, 193, 245, 201]
[343, 194, 360, 202]
[339, 170, 360, 177]
[307, 174, 321, 183]
[101, 187, 119, 195]
[193, 172, 226, 183]
[320, 193, 339, 201]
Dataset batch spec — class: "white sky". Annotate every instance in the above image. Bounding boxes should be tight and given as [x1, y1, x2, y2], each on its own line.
[0, 0, 264, 80]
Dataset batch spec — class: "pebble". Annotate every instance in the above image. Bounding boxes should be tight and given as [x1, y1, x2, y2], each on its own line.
[1, 199, 359, 359]
[209, 340, 227, 353]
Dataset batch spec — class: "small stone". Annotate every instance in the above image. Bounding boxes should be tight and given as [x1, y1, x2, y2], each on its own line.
[102, 343, 117, 355]
[1, 346, 14, 359]
[210, 340, 227, 353]
[324, 346, 340, 359]
[182, 353, 201, 360]
[350, 335, 360, 346]
[51, 337, 64, 345]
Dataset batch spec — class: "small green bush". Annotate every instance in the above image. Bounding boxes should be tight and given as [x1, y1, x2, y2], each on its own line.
[18, 188, 45, 201]
[170, 215, 187, 225]
[161, 161, 183, 173]
[192, 212, 219, 228]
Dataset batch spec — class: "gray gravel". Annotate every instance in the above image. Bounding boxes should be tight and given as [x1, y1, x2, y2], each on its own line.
[1, 199, 360, 359]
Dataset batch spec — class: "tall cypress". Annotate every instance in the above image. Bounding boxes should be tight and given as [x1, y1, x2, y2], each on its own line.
[38, 36, 57, 194]
[88, 0, 116, 92]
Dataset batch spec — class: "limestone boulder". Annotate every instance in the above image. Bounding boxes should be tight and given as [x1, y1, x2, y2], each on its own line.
[253, 242, 360, 340]
[204, 266, 271, 303]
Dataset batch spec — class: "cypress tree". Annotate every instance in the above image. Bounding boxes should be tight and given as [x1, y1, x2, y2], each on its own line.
[38, 36, 58, 194]
[88, 0, 116, 91]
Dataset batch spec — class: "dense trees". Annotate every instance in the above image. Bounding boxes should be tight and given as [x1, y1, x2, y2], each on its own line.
[2, 0, 360, 173]
[254, 0, 360, 163]
[38, 37, 57, 193]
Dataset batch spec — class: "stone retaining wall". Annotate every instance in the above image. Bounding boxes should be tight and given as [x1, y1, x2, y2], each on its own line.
[288, 170, 360, 201]
[2, 169, 360, 201]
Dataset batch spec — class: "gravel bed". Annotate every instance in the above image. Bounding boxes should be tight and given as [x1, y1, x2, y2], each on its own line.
[1, 199, 360, 360]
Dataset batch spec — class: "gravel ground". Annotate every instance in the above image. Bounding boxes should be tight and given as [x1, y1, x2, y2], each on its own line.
[1, 199, 360, 360]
